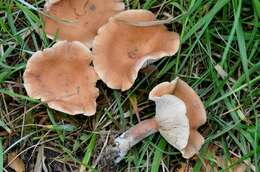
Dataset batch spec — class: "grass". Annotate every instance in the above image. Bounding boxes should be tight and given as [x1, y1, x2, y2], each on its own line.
[0, 0, 260, 171]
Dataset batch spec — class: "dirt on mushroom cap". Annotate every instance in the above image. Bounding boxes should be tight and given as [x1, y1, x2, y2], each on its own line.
[23, 41, 99, 116]
[44, 0, 125, 47]
[93, 10, 180, 91]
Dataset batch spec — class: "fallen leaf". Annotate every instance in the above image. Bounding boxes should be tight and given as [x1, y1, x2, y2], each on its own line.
[8, 152, 25, 172]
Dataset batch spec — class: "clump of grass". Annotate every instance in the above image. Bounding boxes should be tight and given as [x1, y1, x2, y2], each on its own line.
[0, 0, 259, 171]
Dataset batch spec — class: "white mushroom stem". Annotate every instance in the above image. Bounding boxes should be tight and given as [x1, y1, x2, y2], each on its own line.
[113, 118, 159, 163]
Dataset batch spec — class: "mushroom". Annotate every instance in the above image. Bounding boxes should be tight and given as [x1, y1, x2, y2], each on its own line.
[104, 78, 206, 163]
[43, 0, 125, 47]
[23, 41, 99, 116]
[106, 94, 189, 163]
[93, 10, 180, 91]
[149, 77, 207, 158]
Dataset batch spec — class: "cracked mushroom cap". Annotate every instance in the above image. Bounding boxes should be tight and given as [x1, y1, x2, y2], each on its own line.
[23, 41, 99, 116]
[43, 0, 125, 47]
[149, 78, 207, 158]
[154, 95, 190, 151]
[93, 10, 180, 91]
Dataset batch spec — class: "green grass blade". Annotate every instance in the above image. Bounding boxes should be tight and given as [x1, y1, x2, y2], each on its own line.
[47, 109, 65, 142]
[82, 134, 96, 169]
[151, 138, 166, 172]
[143, 0, 156, 9]
[182, 0, 229, 43]
[0, 120, 11, 134]
[220, 0, 241, 66]
[0, 89, 39, 102]
[252, 0, 260, 18]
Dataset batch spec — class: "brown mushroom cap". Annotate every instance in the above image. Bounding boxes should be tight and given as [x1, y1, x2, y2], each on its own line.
[44, 0, 125, 47]
[23, 41, 99, 116]
[93, 10, 180, 91]
[181, 130, 205, 158]
[149, 78, 207, 158]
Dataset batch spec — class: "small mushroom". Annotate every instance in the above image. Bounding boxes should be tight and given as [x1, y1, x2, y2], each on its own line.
[149, 77, 207, 158]
[44, 0, 125, 47]
[23, 41, 99, 116]
[106, 94, 189, 163]
[93, 10, 180, 91]
[103, 78, 206, 164]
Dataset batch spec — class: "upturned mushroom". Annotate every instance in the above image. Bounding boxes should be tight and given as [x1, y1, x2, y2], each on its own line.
[105, 78, 206, 163]
[23, 41, 99, 116]
[111, 95, 188, 163]
[44, 0, 125, 47]
[149, 78, 207, 158]
[93, 10, 180, 91]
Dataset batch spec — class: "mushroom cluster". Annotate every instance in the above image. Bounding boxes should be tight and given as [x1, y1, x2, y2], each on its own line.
[23, 0, 207, 166]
